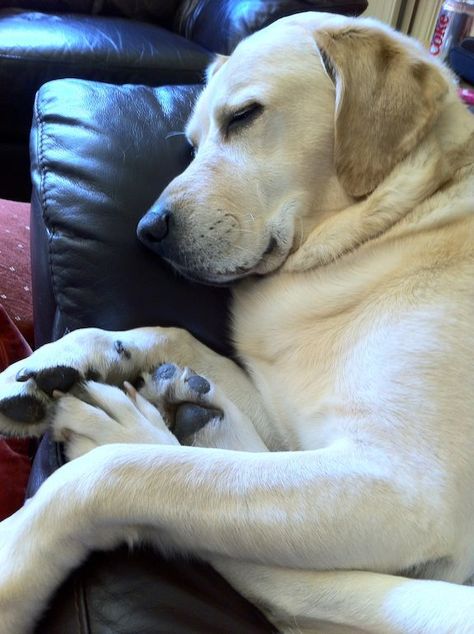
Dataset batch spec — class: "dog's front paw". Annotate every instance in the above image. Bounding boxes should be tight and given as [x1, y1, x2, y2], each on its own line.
[0, 336, 97, 437]
[139, 364, 268, 451]
[0, 328, 141, 437]
[138, 364, 228, 445]
[53, 381, 179, 460]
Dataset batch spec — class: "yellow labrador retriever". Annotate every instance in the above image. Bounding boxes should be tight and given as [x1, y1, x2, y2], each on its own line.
[0, 12, 473, 634]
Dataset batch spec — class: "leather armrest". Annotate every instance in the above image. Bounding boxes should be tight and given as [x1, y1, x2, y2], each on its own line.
[176, 0, 369, 54]
[28, 78, 275, 632]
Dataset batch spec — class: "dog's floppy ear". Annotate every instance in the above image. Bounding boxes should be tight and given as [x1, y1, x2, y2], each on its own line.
[315, 26, 448, 197]
[206, 54, 229, 82]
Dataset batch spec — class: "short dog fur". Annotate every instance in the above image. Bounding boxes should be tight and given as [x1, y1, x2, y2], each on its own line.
[0, 12, 473, 633]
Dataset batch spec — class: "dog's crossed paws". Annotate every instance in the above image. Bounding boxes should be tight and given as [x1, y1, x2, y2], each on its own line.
[0, 325, 237, 454]
[53, 364, 225, 460]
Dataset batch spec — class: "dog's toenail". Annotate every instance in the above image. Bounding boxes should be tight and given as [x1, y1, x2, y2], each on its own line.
[155, 364, 176, 380]
[114, 340, 131, 359]
[16, 368, 34, 382]
[186, 375, 210, 394]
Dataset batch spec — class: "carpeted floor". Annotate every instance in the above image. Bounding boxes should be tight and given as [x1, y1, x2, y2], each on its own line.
[0, 304, 35, 520]
[0, 198, 34, 346]
[0, 198, 35, 519]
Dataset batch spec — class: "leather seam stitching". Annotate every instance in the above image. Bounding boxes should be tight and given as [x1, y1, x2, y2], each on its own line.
[34, 94, 61, 333]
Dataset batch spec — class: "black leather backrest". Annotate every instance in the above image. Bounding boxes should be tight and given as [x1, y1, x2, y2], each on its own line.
[177, 0, 369, 54]
[0, 10, 210, 135]
[30, 79, 233, 357]
[4, 1, 183, 23]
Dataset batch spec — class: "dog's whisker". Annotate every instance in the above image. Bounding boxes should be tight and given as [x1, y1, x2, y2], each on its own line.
[165, 131, 186, 140]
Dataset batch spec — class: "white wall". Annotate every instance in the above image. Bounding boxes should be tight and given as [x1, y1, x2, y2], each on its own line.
[363, 0, 404, 26]
[363, 0, 444, 45]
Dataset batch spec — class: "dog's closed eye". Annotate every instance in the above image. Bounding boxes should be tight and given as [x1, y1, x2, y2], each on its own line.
[226, 103, 263, 137]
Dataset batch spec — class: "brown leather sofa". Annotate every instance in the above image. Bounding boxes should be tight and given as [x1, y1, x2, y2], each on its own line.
[21, 1, 368, 631]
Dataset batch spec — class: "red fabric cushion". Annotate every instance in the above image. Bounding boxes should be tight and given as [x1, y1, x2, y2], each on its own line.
[0, 304, 34, 520]
[0, 198, 34, 346]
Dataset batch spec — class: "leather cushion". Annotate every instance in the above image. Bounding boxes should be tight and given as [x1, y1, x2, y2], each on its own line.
[30, 79, 233, 357]
[35, 542, 276, 634]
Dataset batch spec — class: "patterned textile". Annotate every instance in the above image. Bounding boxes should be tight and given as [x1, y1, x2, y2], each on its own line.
[0, 304, 35, 520]
[0, 199, 33, 346]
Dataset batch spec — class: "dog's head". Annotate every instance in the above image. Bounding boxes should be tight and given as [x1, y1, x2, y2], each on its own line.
[138, 13, 448, 284]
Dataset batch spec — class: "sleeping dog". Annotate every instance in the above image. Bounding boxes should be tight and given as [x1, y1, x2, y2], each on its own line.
[0, 12, 473, 633]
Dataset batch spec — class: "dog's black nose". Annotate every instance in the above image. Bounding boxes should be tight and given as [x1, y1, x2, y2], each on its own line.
[137, 205, 171, 245]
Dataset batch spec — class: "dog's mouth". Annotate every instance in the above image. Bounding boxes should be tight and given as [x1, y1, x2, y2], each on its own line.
[168, 235, 282, 287]
[262, 236, 278, 257]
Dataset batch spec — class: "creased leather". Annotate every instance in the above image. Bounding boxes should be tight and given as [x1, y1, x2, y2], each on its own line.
[2, 1, 182, 23]
[30, 80, 233, 357]
[34, 542, 277, 633]
[0, 8, 210, 200]
[176, 0, 368, 54]
[0, 9, 209, 143]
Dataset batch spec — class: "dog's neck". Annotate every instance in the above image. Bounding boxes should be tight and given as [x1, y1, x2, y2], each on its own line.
[283, 97, 474, 274]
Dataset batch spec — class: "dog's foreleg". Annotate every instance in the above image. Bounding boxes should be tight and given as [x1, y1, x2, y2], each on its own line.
[212, 559, 474, 633]
[85, 442, 449, 573]
[0, 440, 463, 632]
[0, 453, 138, 634]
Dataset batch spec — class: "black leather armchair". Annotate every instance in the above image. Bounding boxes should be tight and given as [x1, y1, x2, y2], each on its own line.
[0, 0, 367, 201]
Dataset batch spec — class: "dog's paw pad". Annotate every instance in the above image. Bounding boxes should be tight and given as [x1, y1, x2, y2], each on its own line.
[185, 375, 210, 395]
[33, 366, 82, 396]
[174, 403, 223, 442]
[154, 363, 177, 380]
[0, 394, 46, 423]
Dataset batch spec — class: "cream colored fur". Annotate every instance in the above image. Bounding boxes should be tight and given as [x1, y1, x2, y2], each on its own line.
[0, 12, 473, 633]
